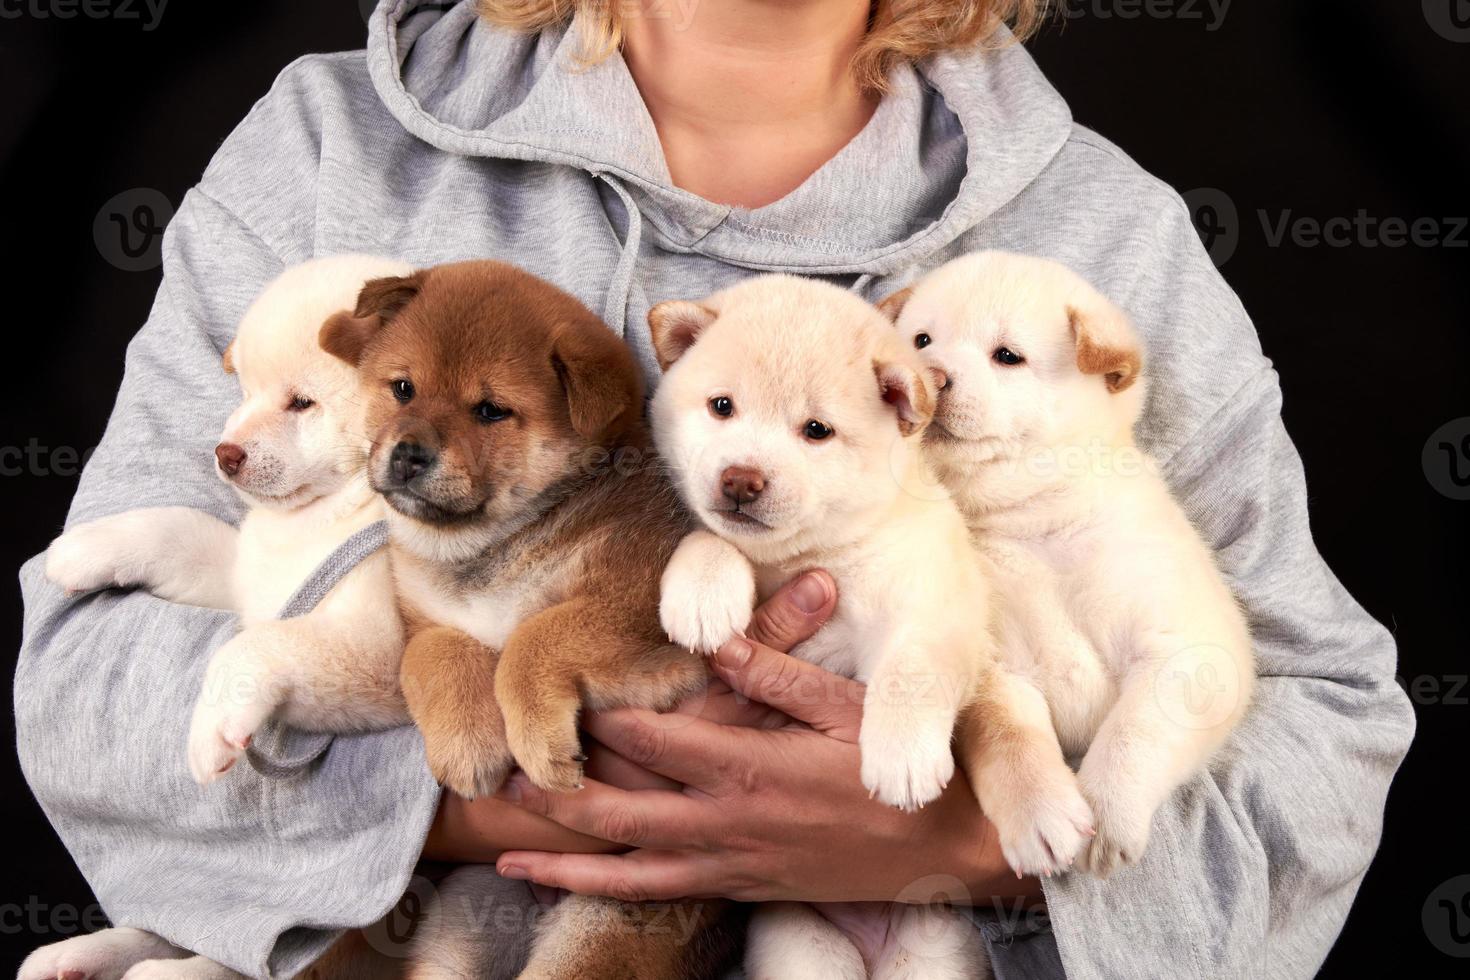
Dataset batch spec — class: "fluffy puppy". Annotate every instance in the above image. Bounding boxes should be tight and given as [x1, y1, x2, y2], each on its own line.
[320, 259, 730, 980]
[30, 255, 413, 980]
[648, 275, 1089, 980]
[883, 251, 1254, 875]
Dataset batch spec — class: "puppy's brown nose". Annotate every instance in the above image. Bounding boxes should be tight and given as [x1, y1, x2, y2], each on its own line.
[215, 443, 246, 477]
[721, 466, 766, 505]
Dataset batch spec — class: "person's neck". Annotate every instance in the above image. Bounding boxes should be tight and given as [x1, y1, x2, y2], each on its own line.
[620, 0, 879, 209]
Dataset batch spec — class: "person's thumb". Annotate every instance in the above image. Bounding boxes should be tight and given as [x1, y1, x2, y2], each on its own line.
[743, 570, 836, 653]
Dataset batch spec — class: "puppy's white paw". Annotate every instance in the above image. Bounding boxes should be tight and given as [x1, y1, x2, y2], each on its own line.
[121, 958, 234, 980]
[659, 559, 755, 656]
[187, 699, 254, 785]
[1076, 796, 1152, 878]
[45, 519, 140, 594]
[187, 647, 280, 785]
[987, 769, 1095, 878]
[19, 928, 182, 980]
[859, 712, 955, 812]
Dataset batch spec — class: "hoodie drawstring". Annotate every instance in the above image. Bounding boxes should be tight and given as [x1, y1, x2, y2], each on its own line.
[595, 172, 643, 336]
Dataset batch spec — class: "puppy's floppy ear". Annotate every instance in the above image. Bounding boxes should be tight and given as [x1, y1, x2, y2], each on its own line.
[1068, 291, 1141, 394]
[874, 359, 936, 437]
[220, 341, 236, 375]
[876, 286, 913, 322]
[647, 300, 717, 371]
[552, 316, 644, 442]
[320, 272, 426, 367]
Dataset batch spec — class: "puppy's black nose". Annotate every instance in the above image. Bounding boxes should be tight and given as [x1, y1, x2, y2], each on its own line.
[215, 443, 246, 477]
[721, 466, 766, 505]
[390, 441, 434, 484]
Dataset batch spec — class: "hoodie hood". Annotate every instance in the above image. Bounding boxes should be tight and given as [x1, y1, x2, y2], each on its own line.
[366, 0, 1072, 275]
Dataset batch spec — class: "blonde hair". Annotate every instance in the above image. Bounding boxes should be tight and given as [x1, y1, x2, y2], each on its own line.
[476, 1, 1053, 93]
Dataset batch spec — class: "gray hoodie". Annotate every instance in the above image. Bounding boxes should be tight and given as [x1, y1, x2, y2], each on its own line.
[15, 2, 1413, 978]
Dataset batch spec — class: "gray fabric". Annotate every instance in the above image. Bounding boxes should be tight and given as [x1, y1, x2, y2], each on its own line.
[12, 2, 1413, 978]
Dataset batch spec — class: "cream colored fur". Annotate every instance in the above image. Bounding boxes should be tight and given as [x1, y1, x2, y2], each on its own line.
[31, 255, 413, 980]
[648, 275, 1080, 979]
[891, 251, 1254, 876]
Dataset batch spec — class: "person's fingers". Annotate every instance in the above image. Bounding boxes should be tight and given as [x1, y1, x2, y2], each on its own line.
[495, 849, 707, 903]
[582, 739, 682, 792]
[669, 678, 789, 729]
[499, 773, 706, 849]
[708, 636, 864, 741]
[582, 707, 730, 786]
[743, 570, 837, 653]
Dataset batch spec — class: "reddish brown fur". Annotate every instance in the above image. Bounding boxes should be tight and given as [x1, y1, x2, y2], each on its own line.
[323, 260, 731, 980]
[1068, 304, 1141, 393]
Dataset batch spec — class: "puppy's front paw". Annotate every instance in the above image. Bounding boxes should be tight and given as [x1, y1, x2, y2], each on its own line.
[423, 721, 515, 800]
[186, 699, 256, 786]
[859, 712, 955, 812]
[987, 768, 1095, 878]
[1076, 795, 1152, 878]
[45, 519, 137, 595]
[19, 928, 182, 980]
[659, 550, 756, 655]
[507, 707, 586, 794]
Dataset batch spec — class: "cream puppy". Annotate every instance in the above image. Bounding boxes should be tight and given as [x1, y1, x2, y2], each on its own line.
[27, 255, 411, 980]
[648, 275, 1090, 980]
[883, 251, 1254, 876]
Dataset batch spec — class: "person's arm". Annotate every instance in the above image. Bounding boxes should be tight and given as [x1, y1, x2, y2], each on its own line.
[14, 58, 441, 980]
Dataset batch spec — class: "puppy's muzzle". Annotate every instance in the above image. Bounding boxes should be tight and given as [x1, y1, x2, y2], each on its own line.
[389, 440, 436, 486]
[721, 466, 766, 505]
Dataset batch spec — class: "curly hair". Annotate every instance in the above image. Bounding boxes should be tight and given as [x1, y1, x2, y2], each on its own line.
[476, 1, 1053, 92]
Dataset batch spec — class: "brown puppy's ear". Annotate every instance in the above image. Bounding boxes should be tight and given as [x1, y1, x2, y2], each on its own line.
[647, 300, 717, 371]
[552, 318, 644, 442]
[876, 286, 914, 322]
[319, 272, 425, 366]
[874, 359, 936, 437]
[1068, 294, 1142, 394]
[220, 341, 236, 375]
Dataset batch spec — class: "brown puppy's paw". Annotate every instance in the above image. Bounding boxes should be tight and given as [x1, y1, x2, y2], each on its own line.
[421, 722, 514, 800]
[508, 711, 586, 793]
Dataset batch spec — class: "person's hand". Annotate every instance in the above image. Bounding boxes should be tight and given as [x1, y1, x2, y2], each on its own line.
[492, 572, 1040, 906]
[422, 571, 839, 862]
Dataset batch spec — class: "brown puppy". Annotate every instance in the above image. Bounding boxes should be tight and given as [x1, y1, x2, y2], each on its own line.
[321, 259, 728, 980]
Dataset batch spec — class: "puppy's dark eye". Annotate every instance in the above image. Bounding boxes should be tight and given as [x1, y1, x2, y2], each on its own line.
[914, 333, 932, 350]
[392, 379, 415, 403]
[287, 395, 315, 412]
[474, 400, 512, 424]
[803, 419, 834, 441]
[993, 347, 1025, 366]
[709, 396, 734, 419]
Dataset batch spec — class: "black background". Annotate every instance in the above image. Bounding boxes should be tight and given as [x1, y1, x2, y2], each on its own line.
[1, 1, 1465, 975]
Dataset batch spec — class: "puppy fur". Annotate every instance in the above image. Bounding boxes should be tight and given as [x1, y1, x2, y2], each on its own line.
[322, 259, 731, 980]
[885, 251, 1254, 876]
[647, 275, 1085, 980]
[32, 255, 414, 980]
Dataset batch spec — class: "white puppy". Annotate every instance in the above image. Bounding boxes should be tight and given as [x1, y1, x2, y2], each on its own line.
[648, 275, 1089, 980]
[883, 251, 1254, 876]
[27, 255, 411, 980]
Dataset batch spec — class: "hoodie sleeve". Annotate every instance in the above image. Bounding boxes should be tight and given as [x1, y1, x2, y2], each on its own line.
[13, 56, 439, 980]
[1037, 185, 1415, 979]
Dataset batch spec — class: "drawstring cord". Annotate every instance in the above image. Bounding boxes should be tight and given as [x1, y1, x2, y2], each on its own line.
[595, 172, 644, 336]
